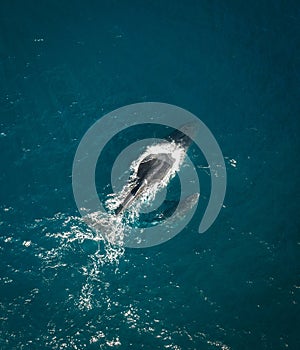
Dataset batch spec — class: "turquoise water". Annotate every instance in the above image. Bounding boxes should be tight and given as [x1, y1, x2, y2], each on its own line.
[1, 1, 299, 349]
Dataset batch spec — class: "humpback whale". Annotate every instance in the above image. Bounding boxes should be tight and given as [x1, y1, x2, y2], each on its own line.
[114, 122, 197, 216]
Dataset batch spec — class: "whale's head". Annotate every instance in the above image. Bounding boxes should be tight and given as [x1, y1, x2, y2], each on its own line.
[167, 121, 199, 151]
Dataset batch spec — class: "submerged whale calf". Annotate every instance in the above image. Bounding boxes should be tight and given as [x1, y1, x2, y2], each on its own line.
[114, 122, 198, 216]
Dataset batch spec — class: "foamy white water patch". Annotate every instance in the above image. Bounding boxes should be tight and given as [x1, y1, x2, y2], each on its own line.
[33, 141, 187, 310]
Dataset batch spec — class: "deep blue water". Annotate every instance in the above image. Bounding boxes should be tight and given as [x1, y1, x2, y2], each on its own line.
[1, 1, 300, 349]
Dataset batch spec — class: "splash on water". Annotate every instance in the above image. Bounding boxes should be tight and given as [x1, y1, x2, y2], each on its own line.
[86, 141, 187, 244]
[108, 142, 185, 207]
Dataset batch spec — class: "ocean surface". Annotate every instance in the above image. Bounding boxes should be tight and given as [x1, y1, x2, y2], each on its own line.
[0, 1, 299, 349]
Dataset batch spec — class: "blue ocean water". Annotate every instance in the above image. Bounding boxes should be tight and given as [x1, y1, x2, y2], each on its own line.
[0, 1, 299, 349]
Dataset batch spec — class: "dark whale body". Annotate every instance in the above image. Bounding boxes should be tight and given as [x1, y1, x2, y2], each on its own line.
[115, 123, 196, 215]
